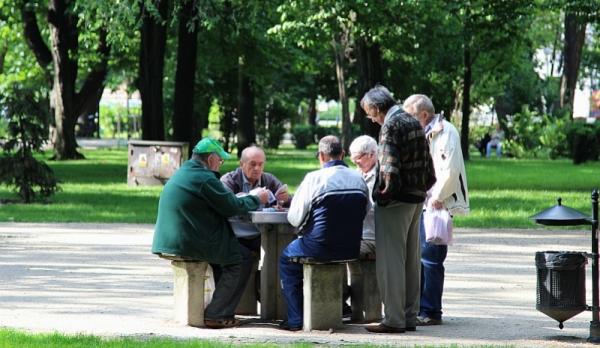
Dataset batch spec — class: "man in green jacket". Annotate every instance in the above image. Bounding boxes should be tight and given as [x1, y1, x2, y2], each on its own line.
[152, 138, 269, 329]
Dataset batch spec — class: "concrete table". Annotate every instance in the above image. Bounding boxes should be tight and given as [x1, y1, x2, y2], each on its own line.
[249, 211, 297, 320]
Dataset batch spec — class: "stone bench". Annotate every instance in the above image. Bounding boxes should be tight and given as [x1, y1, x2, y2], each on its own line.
[348, 254, 382, 323]
[289, 257, 357, 331]
[158, 253, 210, 327]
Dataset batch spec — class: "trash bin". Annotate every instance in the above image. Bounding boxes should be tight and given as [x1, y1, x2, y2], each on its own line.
[536, 251, 587, 328]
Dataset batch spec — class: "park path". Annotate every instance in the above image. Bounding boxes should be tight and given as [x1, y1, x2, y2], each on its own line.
[0, 222, 597, 347]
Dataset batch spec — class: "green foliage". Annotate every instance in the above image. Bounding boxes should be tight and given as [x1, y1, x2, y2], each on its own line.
[566, 122, 600, 164]
[0, 82, 59, 203]
[99, 103, 142, 139]
[291, 124, 314, 149]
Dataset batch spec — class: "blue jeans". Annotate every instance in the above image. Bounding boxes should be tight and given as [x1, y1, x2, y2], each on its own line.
[419, 214, 448, 320]
[279, 239, 305, 327]
[205, 243, 255, 320]
[486, 142, 502, 158]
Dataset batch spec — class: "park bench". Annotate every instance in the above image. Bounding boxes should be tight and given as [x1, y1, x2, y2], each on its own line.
[289, 256, 357, 331]
[158, 253, 209, 327]
[348, 253, 382, 323]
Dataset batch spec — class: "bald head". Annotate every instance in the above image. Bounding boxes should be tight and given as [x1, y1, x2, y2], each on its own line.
[240, 146, 266, 184]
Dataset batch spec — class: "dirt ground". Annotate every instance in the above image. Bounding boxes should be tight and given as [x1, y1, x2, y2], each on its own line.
[0, 222, 598, 347]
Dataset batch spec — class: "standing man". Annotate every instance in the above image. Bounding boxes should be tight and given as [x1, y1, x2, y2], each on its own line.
[278, 135, 369, 331]
[152, 138, 269, 329]
[403, 94, 469, 326]
[221, 145, 290, 253]
[360, 86, 436, 334]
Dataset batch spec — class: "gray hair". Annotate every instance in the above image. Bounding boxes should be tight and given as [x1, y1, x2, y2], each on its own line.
[402, 94, 435, 116]
[360, 85, 396, 113]
[318, 135, 343, 159]
[349, 135, 377, 156]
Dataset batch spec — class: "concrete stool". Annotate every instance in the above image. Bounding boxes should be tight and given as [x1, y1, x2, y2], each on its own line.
[348, 255, 382, 323]
[236, 259, 259, 315]
[290, 257, 356, 331]
[159, 254, 209, 327]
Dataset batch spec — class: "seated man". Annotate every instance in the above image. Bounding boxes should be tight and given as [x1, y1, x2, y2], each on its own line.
[151, 138, 269, 329]
[278, 135, 370, 331]
[221, 145, 290, 253]
[486, 123, 504, 158]
[349, 135, 378, 258]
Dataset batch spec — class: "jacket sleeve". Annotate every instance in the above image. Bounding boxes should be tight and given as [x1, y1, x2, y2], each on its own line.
[203, 176, 260, 217]
[220, 171, 237, 193]
[429, 126, 461, 202]
[287, 173, 312, 229]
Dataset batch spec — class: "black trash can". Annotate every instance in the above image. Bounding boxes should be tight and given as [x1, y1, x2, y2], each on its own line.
[536, 251, 587, 328]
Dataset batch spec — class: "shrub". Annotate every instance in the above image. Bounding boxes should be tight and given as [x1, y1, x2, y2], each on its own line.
[566, 122, 600, 164]
[291, 124, 314, 149]
[0, 83, 60, 203]
[314, 125, 341, 141]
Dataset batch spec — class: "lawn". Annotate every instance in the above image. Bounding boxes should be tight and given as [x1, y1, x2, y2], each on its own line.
[1, 145, 599, 228]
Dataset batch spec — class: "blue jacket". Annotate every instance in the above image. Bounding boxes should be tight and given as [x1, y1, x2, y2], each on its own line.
[287, 160, 369, 260]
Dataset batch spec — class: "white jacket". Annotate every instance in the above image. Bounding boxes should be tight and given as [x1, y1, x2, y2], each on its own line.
[426, 116, 470, 215]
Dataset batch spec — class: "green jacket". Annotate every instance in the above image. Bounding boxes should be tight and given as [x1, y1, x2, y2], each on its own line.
[151, 159, 260, 264]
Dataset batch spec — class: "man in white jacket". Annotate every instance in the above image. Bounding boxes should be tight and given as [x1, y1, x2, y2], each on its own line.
[403, 94, 470, 326]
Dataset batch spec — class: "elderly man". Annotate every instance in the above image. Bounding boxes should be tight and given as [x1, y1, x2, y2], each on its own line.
[349, 135, 378, 258]
[278, 135, 370, 331]
[152, 138, 269, 329]
[221, 146, 290, 252]
[361, 86, 436, 334]
[403, 94, 469, 326]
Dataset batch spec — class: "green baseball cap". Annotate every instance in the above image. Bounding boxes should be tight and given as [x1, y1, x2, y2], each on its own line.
[192, 138, 231, 159]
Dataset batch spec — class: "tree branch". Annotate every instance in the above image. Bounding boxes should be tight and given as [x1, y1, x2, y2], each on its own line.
[21, 1, 52, 68]
[74, 29, 110, 117]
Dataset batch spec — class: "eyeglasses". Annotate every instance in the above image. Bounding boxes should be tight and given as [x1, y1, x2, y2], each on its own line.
[210, 153, 224, 165]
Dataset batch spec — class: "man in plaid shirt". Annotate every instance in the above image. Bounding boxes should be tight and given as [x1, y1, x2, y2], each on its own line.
[360, 85, 436, 334]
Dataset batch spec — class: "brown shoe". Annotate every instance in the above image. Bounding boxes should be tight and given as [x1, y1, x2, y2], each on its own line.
[204, 318, 241, 329]
[416, 316, 442, 326]
[365, 323, 405, 333]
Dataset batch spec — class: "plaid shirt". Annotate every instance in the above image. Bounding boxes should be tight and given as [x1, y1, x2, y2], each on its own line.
[374, 105, 436, 205]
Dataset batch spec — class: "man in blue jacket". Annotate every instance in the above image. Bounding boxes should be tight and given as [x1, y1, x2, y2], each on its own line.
[278, 135, 370, 331]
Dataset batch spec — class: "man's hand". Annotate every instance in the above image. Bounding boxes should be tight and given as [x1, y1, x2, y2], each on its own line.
[275, 189, 289, 203]
[255, 188, 270, 205]
[431, 199, 444, 210]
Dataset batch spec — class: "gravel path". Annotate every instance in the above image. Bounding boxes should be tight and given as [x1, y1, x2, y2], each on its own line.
[0, 222, 597, 347]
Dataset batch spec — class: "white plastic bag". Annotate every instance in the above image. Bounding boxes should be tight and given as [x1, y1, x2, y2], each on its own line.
[423, 208, 453, 245]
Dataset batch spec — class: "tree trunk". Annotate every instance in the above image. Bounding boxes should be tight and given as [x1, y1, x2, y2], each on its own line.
[332, 35, 351, 151]
[460, 44, 472, 161]
[355, 38, 382, 139]
[236, 57, 255, 157]
[560, 11, 587, 115]
[308, 95, 317, 126]
[139, 0, 168, 141]
[172, 0, 198, 146]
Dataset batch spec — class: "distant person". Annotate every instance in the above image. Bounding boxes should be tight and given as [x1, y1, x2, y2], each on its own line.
[360, 85, 436, 334]
[403, 94, 469, 326]
[476, 132, 491, 157]
[221, 146, 291, 253]
[486, 123, 504, 158]
[278, 135, 369, 331]
[349, 135, 378, 258]
[152, 138, 269, 329]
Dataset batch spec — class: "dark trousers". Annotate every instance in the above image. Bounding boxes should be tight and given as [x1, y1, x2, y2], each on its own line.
[419, 214, 448, 320]
[205, 244, 255, 320]
[279, 239, 305, 327]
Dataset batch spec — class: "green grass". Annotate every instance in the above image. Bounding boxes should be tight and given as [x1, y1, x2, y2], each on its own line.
[0, 146, 598, 228]
[0, 328, 311, 348]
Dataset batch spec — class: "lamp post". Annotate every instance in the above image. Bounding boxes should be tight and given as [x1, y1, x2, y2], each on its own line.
[531, 189, 600, 343]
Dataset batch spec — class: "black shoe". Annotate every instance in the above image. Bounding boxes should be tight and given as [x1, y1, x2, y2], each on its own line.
[365, 323, 405, 333]
[405, 326, 416, 331]
[278, 320, 302, 332]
